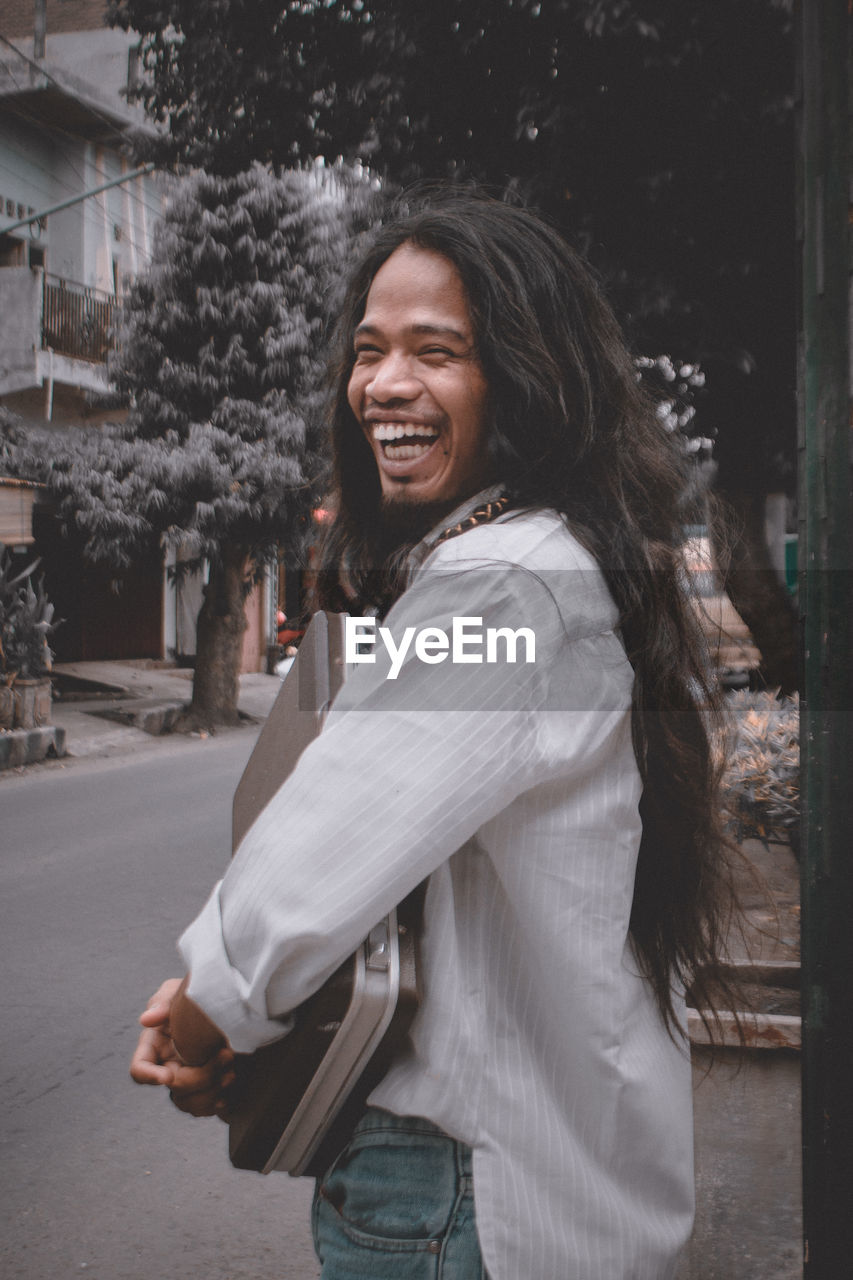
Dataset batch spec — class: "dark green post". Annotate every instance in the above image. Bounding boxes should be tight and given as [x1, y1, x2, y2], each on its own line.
[796, 1, 852, 1274]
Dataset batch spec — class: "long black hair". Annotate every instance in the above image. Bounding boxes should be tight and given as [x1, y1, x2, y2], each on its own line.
[317, 189, 739, 1039]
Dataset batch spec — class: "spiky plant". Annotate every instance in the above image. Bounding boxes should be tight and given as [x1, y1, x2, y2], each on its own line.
[0, 568, 59, 681]
[1, 550, 37, 682]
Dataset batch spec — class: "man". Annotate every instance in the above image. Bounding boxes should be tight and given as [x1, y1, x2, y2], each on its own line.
[132, 193, 735, 1279]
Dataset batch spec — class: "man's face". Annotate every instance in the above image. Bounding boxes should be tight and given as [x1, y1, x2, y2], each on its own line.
[347, 244, 493, 509]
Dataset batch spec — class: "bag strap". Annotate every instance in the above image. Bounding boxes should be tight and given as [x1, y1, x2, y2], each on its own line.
[400, 491, 512, 930]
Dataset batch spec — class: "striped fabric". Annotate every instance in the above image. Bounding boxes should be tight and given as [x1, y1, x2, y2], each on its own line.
[180, 501, 694, 1279]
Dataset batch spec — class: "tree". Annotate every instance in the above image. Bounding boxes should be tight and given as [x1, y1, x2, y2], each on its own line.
[109, 0, 798, 688]
[40, 165, 379, 727]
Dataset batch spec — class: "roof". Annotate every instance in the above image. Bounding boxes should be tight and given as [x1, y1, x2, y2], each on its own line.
[0, 10, 144, 140]
[1, 2, 110, 38]
[0, 61, 138, 139]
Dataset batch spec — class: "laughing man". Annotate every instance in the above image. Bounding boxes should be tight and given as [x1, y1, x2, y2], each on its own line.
[131, 192, 736, 1280]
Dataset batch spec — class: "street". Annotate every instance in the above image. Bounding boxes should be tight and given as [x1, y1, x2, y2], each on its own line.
[1, 733, 321, 1280]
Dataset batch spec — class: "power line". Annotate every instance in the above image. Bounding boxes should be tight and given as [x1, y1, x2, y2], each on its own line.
[0, 29, 147, 147]
[0, 35, 166, 228]
[2, 161, 156, 234]
[0, 148, 162, 259]
[0, 95, 165, 224]
[0, 154, 158, 269]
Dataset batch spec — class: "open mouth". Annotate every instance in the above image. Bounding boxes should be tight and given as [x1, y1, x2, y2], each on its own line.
[371, 422, 440, 462]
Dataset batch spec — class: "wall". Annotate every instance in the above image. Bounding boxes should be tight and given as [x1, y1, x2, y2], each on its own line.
[0, 112, 78, 279]
[1, 21, 168, 664]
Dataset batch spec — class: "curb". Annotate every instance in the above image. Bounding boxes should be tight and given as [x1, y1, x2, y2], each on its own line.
[92, 700, 186, 736]
[0, 725, 66, 771]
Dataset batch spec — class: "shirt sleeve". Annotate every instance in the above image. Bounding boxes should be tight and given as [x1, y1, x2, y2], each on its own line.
[178, 561, 610, 1051]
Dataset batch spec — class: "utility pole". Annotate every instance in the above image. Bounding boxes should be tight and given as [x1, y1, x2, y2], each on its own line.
[796, 1, 852, 1275]
[33, 0, 46, 62]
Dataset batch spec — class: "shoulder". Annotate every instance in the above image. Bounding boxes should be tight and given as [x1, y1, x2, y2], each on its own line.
[422, 507, 598, 575]
[416, 508, 619, 640]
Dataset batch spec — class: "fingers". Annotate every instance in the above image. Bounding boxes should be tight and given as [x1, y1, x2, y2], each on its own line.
[130, 977, 236, 1120]
[130, 977, 186, 1082]
[168, 1084, 221, 1117]
[130, 1025, 178, 1086]
[166, 1056, 236, 1118]
[214, 1045, 236, 1072]
[147, 977, 184, 1009]
[139, 1003, 171, 1029]
[130, 1058, 174, 1087]
[139, 977, 184, 1028]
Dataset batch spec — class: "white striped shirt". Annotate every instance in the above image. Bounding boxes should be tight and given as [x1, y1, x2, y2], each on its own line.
[180, 503, 694, 1279]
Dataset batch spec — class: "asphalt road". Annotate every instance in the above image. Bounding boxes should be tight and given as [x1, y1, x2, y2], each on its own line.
[1, 733, 321, 1280]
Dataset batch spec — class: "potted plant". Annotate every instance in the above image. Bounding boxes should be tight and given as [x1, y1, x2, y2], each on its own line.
[679, 690, 801, 1280]
[0, 549, 30, 729]
[0, 550, 60, 730]
[722, 689, 800, 854]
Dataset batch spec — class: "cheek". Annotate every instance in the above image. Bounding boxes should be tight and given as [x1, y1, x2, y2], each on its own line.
[347, 363, 370, 417]
[458, 390, 490, 457]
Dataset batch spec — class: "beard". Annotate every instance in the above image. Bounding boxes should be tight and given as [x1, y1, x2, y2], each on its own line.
[373, 493, 464, 562]
[313, 491, 468, 617]
[344, 493, 467, 617]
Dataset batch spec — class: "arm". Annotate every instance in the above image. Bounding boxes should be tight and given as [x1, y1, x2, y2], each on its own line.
[179, 563, 565, 1051]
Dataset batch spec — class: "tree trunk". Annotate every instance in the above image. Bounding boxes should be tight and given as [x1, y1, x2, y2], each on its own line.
[714, 491, 799, 693]
[179, 544, 250, 730]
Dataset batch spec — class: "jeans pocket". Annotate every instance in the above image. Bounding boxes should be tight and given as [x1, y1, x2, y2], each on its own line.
[316, 1127, 458, 1250]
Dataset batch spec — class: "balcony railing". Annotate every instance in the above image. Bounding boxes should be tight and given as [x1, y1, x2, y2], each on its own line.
[41, 274, 119, 364]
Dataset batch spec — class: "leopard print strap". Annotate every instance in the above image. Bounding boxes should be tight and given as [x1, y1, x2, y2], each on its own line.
[371, 492, 513, 621]
[432, 493, 513, 548]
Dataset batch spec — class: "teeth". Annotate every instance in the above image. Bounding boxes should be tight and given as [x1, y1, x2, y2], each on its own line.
[384, 442, 433, 460]
[371, 423, 439, 443]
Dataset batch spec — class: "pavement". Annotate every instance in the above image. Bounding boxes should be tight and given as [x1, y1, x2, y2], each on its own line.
[45, 659, 281, 762]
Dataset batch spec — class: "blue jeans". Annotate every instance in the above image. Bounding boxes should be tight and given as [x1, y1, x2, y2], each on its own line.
[312, 1108, 487, 1279]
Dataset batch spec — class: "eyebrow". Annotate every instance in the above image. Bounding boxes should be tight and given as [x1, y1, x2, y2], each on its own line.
[354, 322, 471, 344]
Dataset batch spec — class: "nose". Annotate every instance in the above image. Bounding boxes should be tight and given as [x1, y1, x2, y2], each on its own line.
[364, 351, 421, 403]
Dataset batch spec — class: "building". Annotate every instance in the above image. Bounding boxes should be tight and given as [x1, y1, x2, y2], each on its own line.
[0, 1, 156, 423]
[0, 2, 273, 671]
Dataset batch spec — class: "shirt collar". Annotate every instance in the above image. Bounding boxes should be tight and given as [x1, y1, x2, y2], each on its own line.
[405, 483, 508, 573]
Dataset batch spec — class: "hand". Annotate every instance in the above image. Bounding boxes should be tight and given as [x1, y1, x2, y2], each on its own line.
[130, 977, 236, 1118]
[129, 978, 184, 1087]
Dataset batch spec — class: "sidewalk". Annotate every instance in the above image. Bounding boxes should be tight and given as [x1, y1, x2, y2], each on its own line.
[48, 659, 281, 761]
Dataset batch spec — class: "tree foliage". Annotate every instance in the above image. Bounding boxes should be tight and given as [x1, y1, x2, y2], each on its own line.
[48, 166, 374, 566]
[111, 0, 795, 487]
[110, 0, 798, 685]
[40, 164, 379, 724]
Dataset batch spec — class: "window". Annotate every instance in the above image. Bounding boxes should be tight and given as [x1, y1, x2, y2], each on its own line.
[127, 44, 142, 102]
[0, 234, 24, 267]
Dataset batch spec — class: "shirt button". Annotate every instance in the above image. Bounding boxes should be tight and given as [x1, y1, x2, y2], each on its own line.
[427, 1240, 441, 1254]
